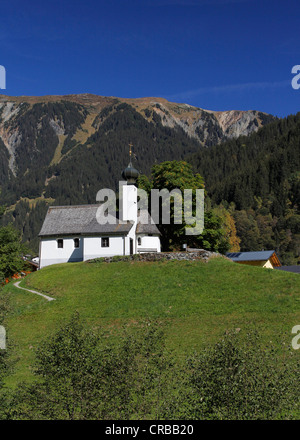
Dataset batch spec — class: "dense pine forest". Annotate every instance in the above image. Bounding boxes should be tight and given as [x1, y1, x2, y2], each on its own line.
[189, 113, 300, 264]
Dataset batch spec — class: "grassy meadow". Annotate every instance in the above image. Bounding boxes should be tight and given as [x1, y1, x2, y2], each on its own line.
[1, 257, 300, 388]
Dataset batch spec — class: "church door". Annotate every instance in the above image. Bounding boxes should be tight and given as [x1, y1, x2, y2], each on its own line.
[130, 238, 133, 255]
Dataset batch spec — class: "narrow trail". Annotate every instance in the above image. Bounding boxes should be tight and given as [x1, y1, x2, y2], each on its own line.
[14, 281, 56, 302]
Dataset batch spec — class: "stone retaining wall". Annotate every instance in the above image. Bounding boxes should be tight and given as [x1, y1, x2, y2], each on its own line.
[89, 249, 227, 264]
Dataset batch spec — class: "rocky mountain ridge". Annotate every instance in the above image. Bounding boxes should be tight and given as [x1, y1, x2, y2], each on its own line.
[0, 94, 275, 177]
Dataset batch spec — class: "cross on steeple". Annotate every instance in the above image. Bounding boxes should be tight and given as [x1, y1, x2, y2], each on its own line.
[129, 142, 133, 160]
[128, 142, 134, 166]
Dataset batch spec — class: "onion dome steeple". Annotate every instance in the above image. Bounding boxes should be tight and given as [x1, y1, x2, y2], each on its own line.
[122, 143, 139, 185]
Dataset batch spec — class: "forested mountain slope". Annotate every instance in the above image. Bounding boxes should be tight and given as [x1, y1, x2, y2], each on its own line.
[0, 94, 274, 252]
[189, 113, 300, 264]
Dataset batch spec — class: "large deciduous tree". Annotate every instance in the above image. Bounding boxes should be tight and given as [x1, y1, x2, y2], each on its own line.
[137, 160, 230, 253]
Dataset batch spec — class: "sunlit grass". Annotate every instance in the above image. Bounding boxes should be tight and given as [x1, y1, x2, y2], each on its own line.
[2, 257, 300, 387]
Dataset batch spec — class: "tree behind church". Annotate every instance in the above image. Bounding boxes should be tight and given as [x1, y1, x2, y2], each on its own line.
[138, 160, 231, 252]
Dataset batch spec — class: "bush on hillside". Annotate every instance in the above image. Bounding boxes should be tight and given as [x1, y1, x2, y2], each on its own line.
[184, 329, 299, 420]
[6, 314, 300, 420]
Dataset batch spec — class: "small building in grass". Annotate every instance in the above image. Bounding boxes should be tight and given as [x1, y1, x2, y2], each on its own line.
[226, 250, 281, 269]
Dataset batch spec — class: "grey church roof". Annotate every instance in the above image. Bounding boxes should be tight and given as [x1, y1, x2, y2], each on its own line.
[136, 210, 161, 235]
[39, 205, 133, 236]
[39, 205, 160, 237]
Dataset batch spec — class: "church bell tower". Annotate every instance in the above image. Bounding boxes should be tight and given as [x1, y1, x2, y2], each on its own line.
[120, 143, 139, 223]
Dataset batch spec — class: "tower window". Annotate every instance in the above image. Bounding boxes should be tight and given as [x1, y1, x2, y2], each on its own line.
[74, 238, 80, 248]
[101, 237, 109, 248]
[57, 239, 63, 249]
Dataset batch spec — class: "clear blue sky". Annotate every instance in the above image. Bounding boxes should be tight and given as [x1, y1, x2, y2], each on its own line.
[0, 0, 299, 117]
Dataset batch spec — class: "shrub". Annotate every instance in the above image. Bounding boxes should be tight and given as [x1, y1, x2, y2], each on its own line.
[185, 330, 300, 420]
[7, 317, 300, 420]
[9, 314, 178, 420]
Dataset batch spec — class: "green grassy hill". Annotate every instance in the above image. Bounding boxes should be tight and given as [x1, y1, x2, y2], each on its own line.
[2, 257, 300, 387]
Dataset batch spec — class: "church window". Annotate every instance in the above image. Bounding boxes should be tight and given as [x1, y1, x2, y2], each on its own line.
[74, 238, 80, 248]
[57, 239, 63, 248]
[101, 237, 109, 247]
[137, 237, 141, 246]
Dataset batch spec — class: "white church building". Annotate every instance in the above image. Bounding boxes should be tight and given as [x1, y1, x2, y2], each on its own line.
[38, 160, 161, 269]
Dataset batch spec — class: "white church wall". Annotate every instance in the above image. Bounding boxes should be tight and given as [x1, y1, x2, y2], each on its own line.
[137, 235, 161, 253]
[40, 236, 83, 269]
[83, 236, 125, 261]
